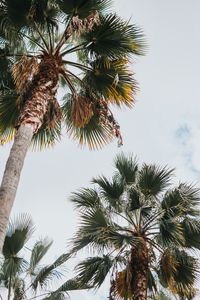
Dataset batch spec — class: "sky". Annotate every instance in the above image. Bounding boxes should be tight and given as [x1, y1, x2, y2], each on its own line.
[1, 0, 200, 299]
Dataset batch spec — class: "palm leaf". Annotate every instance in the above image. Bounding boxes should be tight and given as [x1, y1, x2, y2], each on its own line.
[162, 184, 200, 217]
[0, 90, 18, 145]
[29, 238, 53, 275]
[1, 0, 58, 31]
[82, 14, 145, 59]
[182, 218, 200, 249]
[84, 57, 137, 106]
[158, 217, 185, 248]
[2, 257, 28, 280]
[138, 164, 174, 197]
[70, 188, 101, 210]
[57, 0, 111, 19]
[3, 214, 34, 258]
[62, 93, 114, 149]
[31, 253, 70, 290]
[92, 175, 124, 209]
[114, 153, 138, 184]
[75, 255, 113, 288]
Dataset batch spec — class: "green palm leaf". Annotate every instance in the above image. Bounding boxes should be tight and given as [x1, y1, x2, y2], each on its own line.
[0, 90, 19, 144]
[70, 188, 101, 210]
[84, 57, 137, 106]
[31, 253, 70, 290]
[138, 165, 174, 197]
[92, 175, 124, 209]
[158, 217, 185, 248]
[57, 0, 111, 19]
[82, 14, 145, 59]
[1, 0, 58, 31]
[3, 214, 34, 258]
[182, 218, 200, 249]
[114, 153, 138, 184]
[75, 255, 113, 288]
[29, 238, 53, 275]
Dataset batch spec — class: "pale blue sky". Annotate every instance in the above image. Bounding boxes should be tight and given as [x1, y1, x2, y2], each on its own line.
[1, 0, 200, 299]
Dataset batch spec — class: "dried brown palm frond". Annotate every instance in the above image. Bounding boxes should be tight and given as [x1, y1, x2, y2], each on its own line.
[45, 97, 63, 129]
[97, 98, 123, 146]
[12, 55, 39, 93]
[109, 268, 133, 300]
[72, 94, 94, 128]
[68, 11, 100, 37]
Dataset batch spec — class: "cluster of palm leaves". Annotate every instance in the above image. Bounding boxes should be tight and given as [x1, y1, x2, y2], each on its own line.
[0, 0, 144, 149]
[69, 153, 200, 300]
[0, 214, 87, 300]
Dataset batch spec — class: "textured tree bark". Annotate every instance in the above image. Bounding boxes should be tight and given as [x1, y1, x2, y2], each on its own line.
[0, 124, 34, 253]
[0, 55, 60, 253]
[131, 240, 149, 300]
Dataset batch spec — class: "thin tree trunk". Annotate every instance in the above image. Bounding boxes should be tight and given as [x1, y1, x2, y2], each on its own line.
[0, 124, 34, 253]
[131, 240, 149, 300]
[0, 55, 60, 253]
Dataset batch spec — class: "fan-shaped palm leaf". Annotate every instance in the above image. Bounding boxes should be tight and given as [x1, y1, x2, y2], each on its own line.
[82, 14, 145, 59]
[75, 255, 113, 288]
[3, 214, 34, 258]
[138, 165, 174, 197]
[29, 238, 53, 275]
[57, 0, 111, 19]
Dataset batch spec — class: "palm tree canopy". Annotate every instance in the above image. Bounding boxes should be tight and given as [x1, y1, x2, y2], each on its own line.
[0, 213, 88, 300]
[70, 153, 200, 299]
[0, 0, 145, 149]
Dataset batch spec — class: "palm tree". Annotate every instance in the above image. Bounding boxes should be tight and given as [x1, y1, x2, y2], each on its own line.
[0, 0, 145, 252]
[69, 153, 200, 300]
[0, 213, 87, 300]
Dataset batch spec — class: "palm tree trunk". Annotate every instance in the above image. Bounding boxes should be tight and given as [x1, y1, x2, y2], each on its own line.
[0, 56, 59, 253]
[0, 124, 34, 253]
[131, 240, 149, 300]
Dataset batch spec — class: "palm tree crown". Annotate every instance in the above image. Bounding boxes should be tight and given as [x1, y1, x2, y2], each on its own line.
[0, 0, 145, 255]
[0, 0, 145, 149]
[70, 153, 200, 300]
[0, 214, 87, 300]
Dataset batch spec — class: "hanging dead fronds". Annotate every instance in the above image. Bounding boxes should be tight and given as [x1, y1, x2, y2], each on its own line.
[12, 55, 39, 93]
[45, 97, 62, 129]
[68, 11, 100, 37]
[97, 99, 123, 146]
[72, 94, 94, 128]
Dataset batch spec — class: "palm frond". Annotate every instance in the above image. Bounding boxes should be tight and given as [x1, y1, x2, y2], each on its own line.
[62, 93, 114, 149]
[178, 183, 200, 216]
[114, 153, 138, 185]
[82, 14, 145, 59]
[58, 0, 112, 19]
[159, 249, 198, 298]
[2, 257, 28, 280]
[52, 277, 90, 295]
[0, 0, 58, 33]
[13, 276, 26, 300]
[75, 255, 113, 288]
[182, 218, 200, 249]
[31, 93, 62, 150]
[31, 253, 70, 290]
[158, 217, 185, 248]
[3, 214, 34, 258]
[0, 46, 14, 90]
[70, 188, 101, 210]
[29, 238, 53, 275]
[0, 90, 18, 145]
[84, 57, 137, 106]
[92, 175, 124, 209]
[138, 164, 174, 197]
